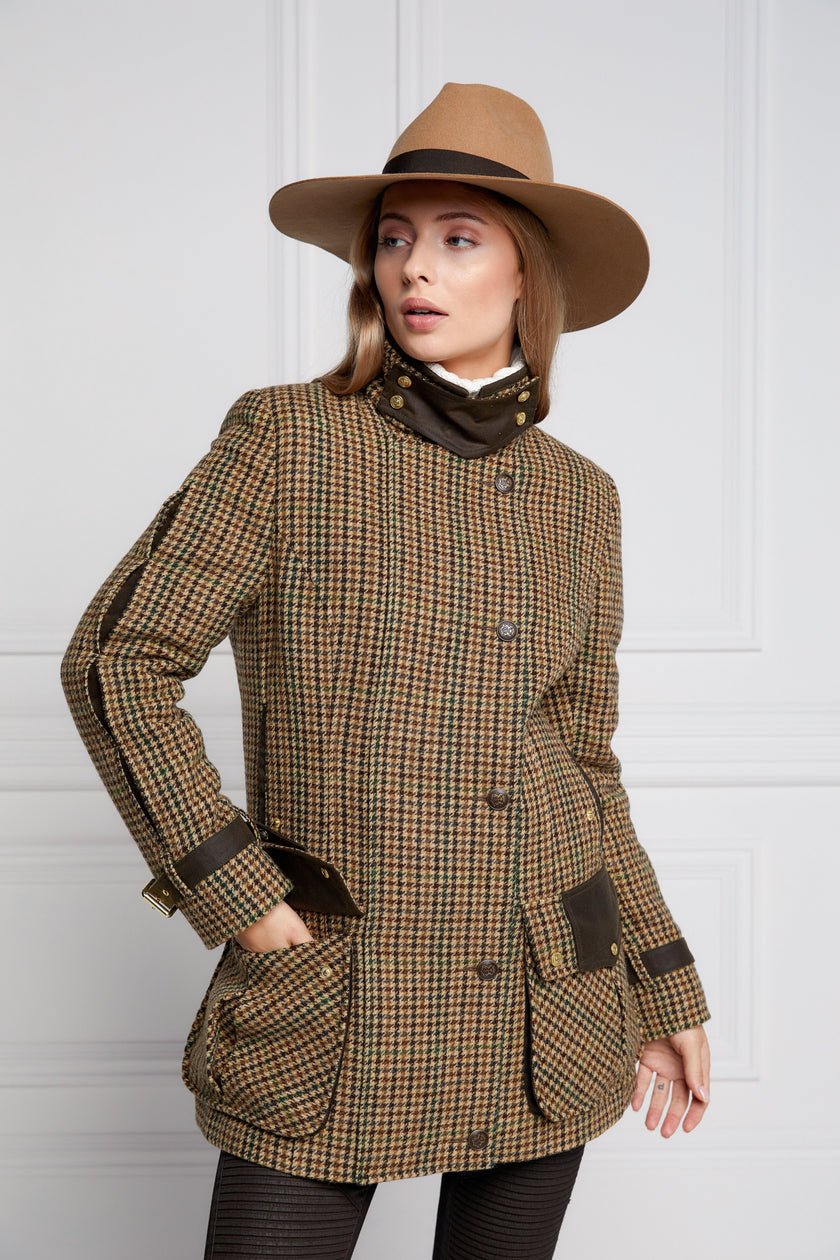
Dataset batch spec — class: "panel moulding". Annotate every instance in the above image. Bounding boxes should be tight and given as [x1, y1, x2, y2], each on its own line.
[0, 1040, 180, 1089]
[8, 701, 837, 793]
[396, 0, 443, 132]
[266, 0, 306, 385]
[0, 1, 761, 657]
[0, 1132, 215, 1177]
[624, 0, 763, 652]
[647, 845, 756, 1080]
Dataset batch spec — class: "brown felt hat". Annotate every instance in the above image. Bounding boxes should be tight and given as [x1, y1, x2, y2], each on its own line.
[269, 83, 649, 332]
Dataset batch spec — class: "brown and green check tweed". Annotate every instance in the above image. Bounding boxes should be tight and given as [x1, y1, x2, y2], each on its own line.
[62, 344, 710, 1183]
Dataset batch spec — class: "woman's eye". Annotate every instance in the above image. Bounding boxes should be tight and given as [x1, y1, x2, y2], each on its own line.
[378, 235, 407, 249]
[446, 234, 475, 248]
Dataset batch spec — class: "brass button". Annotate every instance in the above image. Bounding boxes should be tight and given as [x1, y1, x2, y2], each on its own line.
[320, 866, 330, 879]
[486, 788, 510, 810]
[517, 391, 530, 403]
[585, 808, 595, 823]
[494, 472, 514, 493]
[496, 620, 518, 641]
[467, 1129, 490, 1151]
[390, 394, 405, 409]
[550, 948, 563, 968]
[320, 965, 333, 979]
[515, 411, 527, 425]
[476, 960, 500, 981]
[397, 375, 412, 388]
[272, 817, 281, 827]
[611, 942, 619, 957]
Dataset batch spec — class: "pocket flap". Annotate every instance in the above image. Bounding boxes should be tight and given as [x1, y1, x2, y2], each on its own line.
[524, 865, 621, 981]
[523, 899, 577, 983]
[260, 838, 363, 918]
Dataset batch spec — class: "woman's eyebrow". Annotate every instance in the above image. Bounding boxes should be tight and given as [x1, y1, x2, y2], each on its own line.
[378, 209, 489, 225]
[436, 211, 488, 224]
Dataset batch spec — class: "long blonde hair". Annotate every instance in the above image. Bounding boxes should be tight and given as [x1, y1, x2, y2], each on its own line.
[319, 185, 565, 422]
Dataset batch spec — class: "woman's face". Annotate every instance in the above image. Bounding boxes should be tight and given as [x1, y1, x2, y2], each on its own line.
[373, 181, 523, 380]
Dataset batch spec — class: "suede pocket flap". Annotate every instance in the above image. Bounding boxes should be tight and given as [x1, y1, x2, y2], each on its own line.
[561, 865, 621, 972]
[524, 866, 622, 982]
[262, 841, 363, 918]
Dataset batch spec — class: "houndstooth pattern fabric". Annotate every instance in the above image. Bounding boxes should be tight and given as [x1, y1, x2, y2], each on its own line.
[62, 343, 710, 1183]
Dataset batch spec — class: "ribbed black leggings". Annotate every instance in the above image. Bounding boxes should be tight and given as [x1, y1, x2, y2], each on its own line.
[204, 1145, 584, 1259]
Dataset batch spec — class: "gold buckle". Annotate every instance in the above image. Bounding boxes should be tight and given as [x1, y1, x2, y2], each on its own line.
[142, 875, 180, 918]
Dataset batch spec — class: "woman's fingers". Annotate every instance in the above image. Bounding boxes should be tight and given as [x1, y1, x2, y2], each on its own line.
[681, 1092, 709, 1134]
[659, 1079, 690, 1139]
[644, 1073, 672, 1131]
[634, 1029, 711, 1136]
[667, 1026, 711, 1129]
[673, 1028, 710, 1102]
[235, 900, 314, 952]
[630, 1062, 653, 1111]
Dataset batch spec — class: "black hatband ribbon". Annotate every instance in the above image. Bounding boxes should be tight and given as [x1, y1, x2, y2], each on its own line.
[382, 149, 528, 180]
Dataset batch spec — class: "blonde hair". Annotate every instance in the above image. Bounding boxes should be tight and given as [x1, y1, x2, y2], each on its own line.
[319, 186, 565, 422]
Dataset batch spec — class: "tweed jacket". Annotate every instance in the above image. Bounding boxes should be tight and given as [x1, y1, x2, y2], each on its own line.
[61, 342, 710, 1184]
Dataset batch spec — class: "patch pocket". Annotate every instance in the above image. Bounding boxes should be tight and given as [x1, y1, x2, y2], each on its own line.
[182, 936, 352, 1138]
[523, 865, 632, 1119]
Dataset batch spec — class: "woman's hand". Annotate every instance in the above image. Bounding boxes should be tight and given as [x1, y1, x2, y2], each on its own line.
[631, 1025, 710, 1137]
[235, 900, 313, 953]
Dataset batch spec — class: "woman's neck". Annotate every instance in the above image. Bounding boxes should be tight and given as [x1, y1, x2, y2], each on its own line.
[425, 348, 525, 397]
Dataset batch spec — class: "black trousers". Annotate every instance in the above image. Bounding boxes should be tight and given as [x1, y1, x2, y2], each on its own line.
[204, 1145, 585, 1260]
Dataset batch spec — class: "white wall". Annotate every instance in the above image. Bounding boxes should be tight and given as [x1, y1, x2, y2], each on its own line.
[2, 2, 838, 1256]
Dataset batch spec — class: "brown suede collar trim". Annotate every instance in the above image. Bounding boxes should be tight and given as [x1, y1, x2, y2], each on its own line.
[372, 341, 541, 460]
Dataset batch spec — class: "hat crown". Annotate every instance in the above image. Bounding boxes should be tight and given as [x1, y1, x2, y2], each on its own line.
[387, 83, 554, 184]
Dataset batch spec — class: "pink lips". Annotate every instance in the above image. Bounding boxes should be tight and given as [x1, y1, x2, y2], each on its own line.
[400, 298, 447, 332]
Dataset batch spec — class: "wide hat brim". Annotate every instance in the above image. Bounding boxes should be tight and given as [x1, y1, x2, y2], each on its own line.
[269, 84, 650, 333]
[269, 171, 649, 334]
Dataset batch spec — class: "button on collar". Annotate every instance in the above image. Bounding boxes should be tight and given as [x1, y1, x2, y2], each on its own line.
[375, 347, 541, 460]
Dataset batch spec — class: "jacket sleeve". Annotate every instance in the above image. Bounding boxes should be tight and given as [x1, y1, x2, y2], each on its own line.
[545, 479, 711, 1040]
[60, 390, 293, 948]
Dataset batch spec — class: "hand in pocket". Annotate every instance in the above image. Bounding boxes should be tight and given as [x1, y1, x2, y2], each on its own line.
[235, 900, 314, 953]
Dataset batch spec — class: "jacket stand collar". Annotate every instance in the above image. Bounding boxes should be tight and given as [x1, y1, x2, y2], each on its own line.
[373, 340, 541, 460]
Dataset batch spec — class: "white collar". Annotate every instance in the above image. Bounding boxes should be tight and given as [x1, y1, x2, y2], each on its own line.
[425, 349, 526, 397]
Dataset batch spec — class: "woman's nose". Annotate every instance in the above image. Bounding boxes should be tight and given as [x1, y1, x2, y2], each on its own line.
[402, 242, 434, 285]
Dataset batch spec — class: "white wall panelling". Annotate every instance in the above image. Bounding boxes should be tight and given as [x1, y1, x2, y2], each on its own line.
[7, 700, 839, 793]
[3, 1, 839, 1256]
[649, 846, 755, 1079]
[396, 0, 443, 131]
[0, 0, 761, 654]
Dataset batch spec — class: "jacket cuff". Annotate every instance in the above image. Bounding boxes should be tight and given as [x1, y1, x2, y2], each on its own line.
[176, 841, 293, 949]
[630, 962, 711, 1041]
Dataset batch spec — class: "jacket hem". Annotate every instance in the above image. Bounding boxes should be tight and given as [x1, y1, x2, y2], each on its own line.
[192, 1067, 637, 1185]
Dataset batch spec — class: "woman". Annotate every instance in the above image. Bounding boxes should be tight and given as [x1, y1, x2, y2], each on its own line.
[62, 84, 710, 1259]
